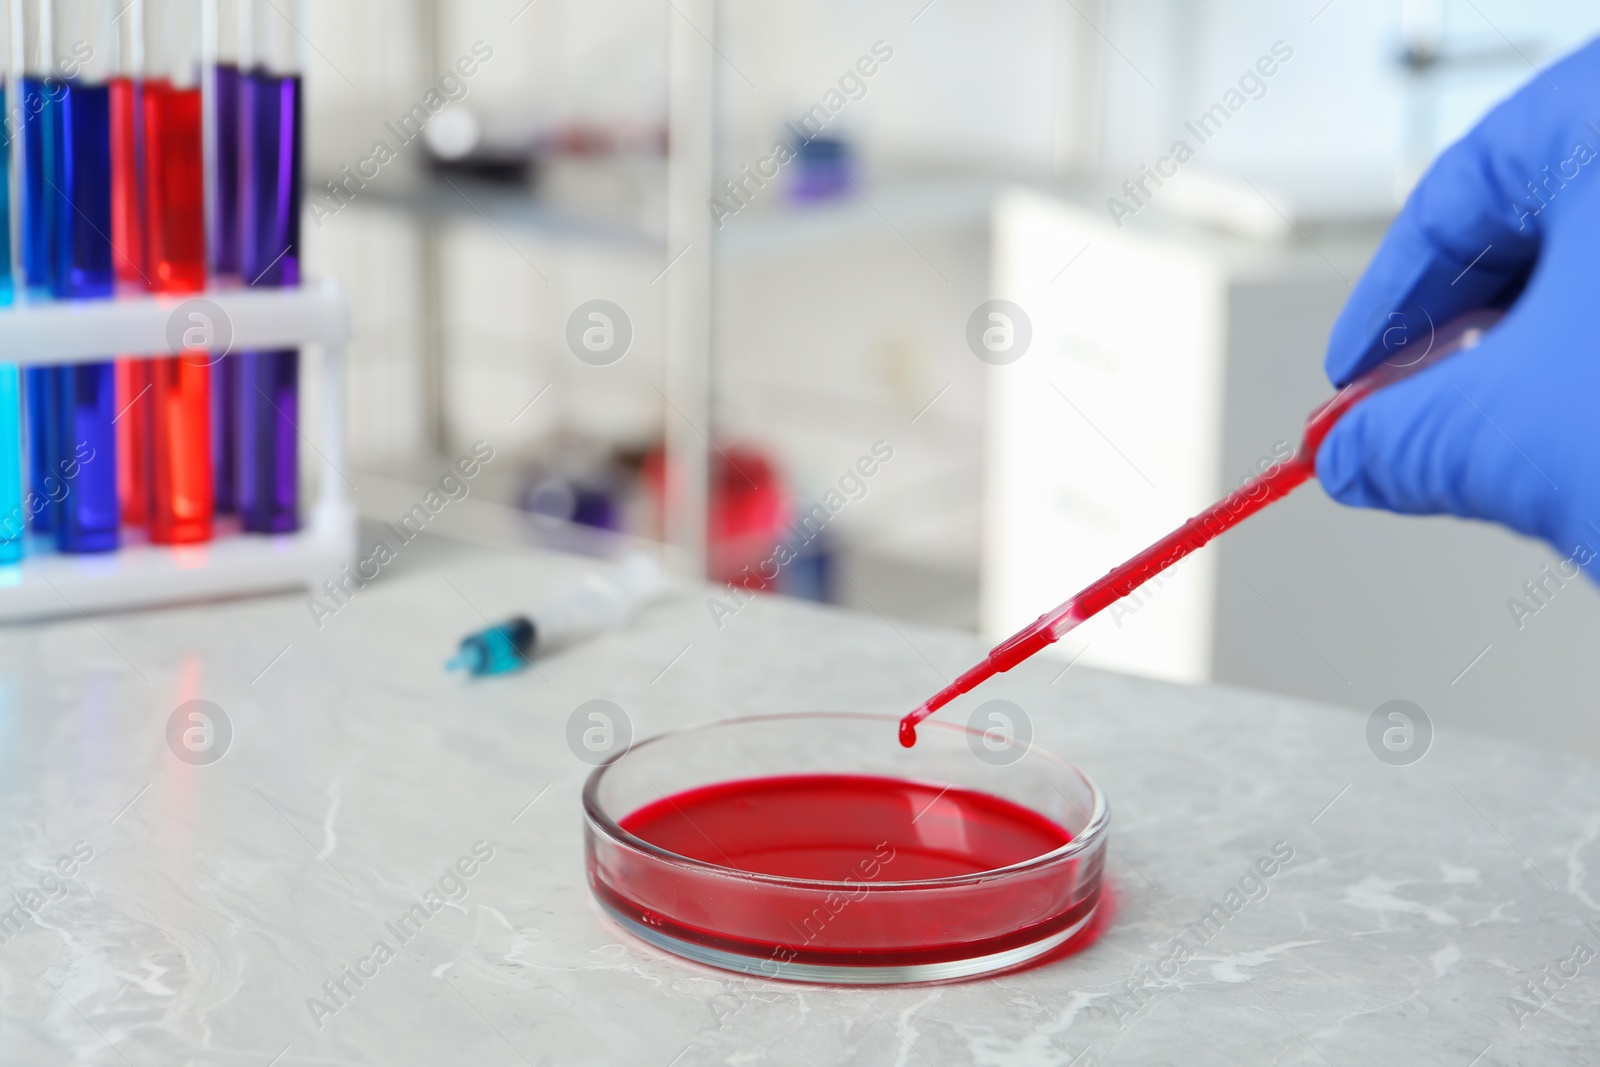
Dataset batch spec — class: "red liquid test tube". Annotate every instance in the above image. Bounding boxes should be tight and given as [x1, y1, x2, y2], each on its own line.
[110, 69, 151, 527]
[143, 0, 212, 544]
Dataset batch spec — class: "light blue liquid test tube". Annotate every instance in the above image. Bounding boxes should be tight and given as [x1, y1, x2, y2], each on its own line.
[0, 366, 21, 564]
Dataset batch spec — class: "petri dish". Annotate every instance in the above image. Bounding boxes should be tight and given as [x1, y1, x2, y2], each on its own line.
[583, 712, 1108, 984]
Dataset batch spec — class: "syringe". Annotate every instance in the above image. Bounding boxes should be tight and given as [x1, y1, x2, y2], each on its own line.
[446, 553, 667, 677]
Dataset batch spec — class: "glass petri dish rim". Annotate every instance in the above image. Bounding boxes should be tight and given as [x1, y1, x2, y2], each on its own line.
[582, 710, 1109, 892]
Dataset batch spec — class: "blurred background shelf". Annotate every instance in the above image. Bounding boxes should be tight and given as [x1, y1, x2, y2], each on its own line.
[327, 173, 666, 249]
[288, 0, 1600, 757]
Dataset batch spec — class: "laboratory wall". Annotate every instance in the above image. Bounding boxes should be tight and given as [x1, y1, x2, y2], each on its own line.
[289, 1, 1600, 760]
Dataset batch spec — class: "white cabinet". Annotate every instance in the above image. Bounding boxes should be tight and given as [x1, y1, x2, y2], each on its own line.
[988, 189, 1228, 682]
[986, 187, 1377, 686]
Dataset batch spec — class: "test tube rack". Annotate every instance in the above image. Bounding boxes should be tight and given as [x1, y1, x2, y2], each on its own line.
[0, 279, 356, 622]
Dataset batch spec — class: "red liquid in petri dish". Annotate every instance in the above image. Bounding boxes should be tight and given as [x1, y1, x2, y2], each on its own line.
[596, 773, 1102, 973]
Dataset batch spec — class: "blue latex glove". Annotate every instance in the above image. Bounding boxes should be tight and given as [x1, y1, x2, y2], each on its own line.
[1318, 36, 1600, 566]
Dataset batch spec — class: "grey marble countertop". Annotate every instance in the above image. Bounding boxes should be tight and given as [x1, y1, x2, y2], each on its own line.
[1, 550, 1596, 1066]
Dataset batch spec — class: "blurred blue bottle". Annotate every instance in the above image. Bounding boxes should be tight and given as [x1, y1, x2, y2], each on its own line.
[49, 0, 119, 554]
[787, 134, 852, 202]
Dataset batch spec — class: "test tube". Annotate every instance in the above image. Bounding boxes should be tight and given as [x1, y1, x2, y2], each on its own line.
[18, 0, 49, 292]
[110, 0, 148, 526]
[206, 0, 237, 274]
[143, 0, 210, 543]
[236, 0, 298, 533]
[1, 4, 16, 309]
[19, 0, 58, 534]
[206, 0, 239, 511]
[51, 0, 114, 299]
[0, 3, 22, 563]
[0, 364, 21, 563]
[108, 1, 142, 284]
[51, 0, 119, 553]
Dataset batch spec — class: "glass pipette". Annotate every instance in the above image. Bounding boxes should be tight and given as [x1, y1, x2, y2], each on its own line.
[900, 310, 1504, 747]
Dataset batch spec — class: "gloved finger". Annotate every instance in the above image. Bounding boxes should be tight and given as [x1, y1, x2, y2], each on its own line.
[1324, 36, 1600, 385]
[1315, 327, 1568, 548]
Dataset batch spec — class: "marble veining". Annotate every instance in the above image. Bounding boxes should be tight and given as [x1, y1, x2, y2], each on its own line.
[0, 551, 1597, 1064]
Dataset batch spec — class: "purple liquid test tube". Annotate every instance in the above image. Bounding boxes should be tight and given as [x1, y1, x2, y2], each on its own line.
[236, 10, 301, 534]
[208, 1, 241, 511]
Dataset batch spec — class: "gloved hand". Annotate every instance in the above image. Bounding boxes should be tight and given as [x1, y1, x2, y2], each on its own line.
[1317, 35, 1600, 567]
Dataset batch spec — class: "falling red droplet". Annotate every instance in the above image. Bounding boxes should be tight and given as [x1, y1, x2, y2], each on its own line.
[898, 719, 918, 748]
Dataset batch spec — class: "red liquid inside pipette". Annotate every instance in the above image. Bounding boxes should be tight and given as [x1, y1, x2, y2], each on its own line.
[899, 314, 1500, 747]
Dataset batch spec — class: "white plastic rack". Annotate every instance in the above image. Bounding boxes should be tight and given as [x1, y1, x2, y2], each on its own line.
[0, 279, 356, 622]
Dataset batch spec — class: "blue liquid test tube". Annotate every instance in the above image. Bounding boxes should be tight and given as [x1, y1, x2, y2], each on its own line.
[20, 0, 59, 536]
[48, 1, 120, 554]
[18, 1, 55, 290]
[0, 366, 22, 564]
